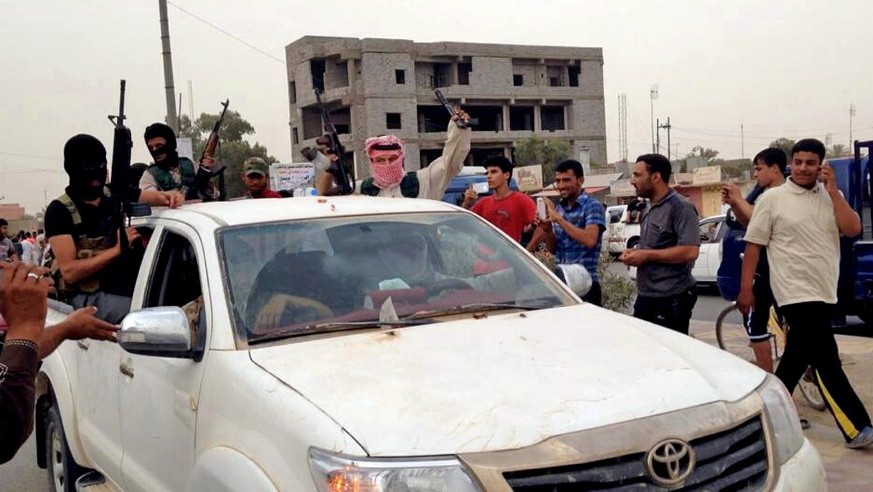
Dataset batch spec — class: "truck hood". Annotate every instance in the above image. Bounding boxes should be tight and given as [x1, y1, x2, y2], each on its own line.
[249, 304, 764, 456]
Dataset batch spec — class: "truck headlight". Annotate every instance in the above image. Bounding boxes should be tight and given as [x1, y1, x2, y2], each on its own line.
[757, 374, 805, 464]
[309, 447, 481, 492]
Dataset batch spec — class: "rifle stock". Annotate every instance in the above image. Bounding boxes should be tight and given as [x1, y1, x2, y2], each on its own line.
[314, 89, 354, 195]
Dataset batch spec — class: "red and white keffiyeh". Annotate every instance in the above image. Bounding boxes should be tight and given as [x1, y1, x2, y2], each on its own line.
[365, 135, 405, 189]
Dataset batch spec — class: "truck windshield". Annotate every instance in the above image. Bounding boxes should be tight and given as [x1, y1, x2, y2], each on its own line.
[218, 212, 576, 343]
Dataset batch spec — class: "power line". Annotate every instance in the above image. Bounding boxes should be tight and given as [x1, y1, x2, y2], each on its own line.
[0, 151, 56, 161]
[167, 1, 285, 66]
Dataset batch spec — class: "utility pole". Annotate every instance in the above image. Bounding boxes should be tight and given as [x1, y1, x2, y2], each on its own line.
[850, 103, 856, 148]
[658, 117, 672, 159]
[188, 80, 194, 122]
[618, 93, 628, 162]
[650, 85, 659, 153]
[159, 0, 178, 132]
[656, 118, 660, 154]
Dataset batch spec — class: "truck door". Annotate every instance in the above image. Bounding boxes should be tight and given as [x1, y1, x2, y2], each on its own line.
[73, 225, 156, 485]
[118, 225, 210, 492]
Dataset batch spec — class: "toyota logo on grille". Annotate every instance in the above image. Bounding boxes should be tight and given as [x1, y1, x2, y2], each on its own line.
[646, 438, 695, 485]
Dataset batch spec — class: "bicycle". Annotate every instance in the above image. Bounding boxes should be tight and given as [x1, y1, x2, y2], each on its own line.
[715, 302, 827, 411]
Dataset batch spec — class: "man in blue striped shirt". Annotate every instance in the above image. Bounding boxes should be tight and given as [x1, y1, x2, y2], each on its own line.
[528, 160, 606, 305]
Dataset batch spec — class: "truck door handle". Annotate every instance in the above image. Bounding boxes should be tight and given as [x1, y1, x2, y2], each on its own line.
[119, 362, 135, 378]
[77, 340, 89, 351]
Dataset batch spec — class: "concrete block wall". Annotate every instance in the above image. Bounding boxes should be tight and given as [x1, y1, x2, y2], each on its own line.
[469, 57, 513, 94]
[361, 52, 415, 96]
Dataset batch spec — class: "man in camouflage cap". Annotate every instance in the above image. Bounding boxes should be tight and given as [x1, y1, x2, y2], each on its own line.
[242, 157, 282, 199]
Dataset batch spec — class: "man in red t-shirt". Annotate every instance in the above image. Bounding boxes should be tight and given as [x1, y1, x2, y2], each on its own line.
[242, 157, 283, 199]
[462, 156, 536, 242]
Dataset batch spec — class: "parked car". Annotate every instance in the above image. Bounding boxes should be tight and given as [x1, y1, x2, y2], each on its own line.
[36, 198, 823, 491]
[605, 203, 643, 254]
[628, 214, 727, 286]
[694, 214, 728, 285]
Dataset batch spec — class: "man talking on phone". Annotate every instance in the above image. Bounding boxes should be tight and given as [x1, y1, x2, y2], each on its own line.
[527, 159, 605, 305]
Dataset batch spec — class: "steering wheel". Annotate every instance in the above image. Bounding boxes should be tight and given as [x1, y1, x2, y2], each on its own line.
[426, 278, 474, 299]
[253, 293, 335, 332]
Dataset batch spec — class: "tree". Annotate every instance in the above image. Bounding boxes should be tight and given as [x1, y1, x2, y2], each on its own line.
[514, 135, 573, 186]
[177, 111, 277, 198]
[769, 138, 795, 161]
[685, 146, 720, 163]
[827, 144, 850, 158]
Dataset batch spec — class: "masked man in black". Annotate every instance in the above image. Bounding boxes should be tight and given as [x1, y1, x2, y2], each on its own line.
[44, 134, 183, 323]
[140, 123, 217, 200]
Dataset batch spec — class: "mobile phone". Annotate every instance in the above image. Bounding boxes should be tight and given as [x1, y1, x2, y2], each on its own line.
[473, 181, 490, 194]
[536, 197, 548, 220]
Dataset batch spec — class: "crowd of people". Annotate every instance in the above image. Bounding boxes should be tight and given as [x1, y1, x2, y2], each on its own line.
[1, 110, 872, 465]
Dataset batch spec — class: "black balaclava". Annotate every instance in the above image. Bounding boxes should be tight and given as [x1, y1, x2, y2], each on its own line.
[143, 123, 179, 170]
[63, 134, 107, 201]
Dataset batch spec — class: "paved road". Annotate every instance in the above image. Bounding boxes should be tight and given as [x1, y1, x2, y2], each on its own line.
[3, 433, 44, 491]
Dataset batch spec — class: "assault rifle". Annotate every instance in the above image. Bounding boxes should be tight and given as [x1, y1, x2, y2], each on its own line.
[194, 99, 229, 201]
[434, 88, 477, 129]
[314, 89, 354, 195]
[107, 80, 149, 285]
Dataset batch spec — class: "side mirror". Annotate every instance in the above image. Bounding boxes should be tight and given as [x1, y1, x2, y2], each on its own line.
[118, 306, 202, 360]
[609, 214, 621, 224]
[554, 264, 592, 298]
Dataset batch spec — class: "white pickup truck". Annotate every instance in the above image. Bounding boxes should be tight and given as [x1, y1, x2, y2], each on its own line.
[34, 197, 824, 491]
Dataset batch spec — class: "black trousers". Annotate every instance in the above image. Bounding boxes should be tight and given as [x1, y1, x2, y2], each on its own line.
[583, 281, 602, 307]
[776, 302, 871, 442]
[633, 287, 697, 335]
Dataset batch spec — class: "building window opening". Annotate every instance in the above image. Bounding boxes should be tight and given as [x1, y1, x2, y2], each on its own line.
[509, 106, 534, 131]
[310, 59, 326, 92]
[289, 81, 297, 104]
[541, 105, 565, 131]
[386, 112, 402, 130]
[547, 65, 564, 87]
[471, 105, 503, 132]
[513, 74, 524, 87]
[395, 69, 406, 84]
[292, 127, 299, 145]
[458, 63, 472, 85]
[568, 64, 580, 87]
[431, 63, 451, 88]
[417, 105, 449, 133]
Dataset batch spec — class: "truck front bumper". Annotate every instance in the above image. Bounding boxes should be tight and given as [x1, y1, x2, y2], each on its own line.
[772, 437, 826, 491]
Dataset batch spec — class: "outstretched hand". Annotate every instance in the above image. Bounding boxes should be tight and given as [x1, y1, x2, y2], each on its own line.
[60, 306, 118, 342]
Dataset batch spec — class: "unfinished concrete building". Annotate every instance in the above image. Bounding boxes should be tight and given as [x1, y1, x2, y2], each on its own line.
[285, 36, 606, 178]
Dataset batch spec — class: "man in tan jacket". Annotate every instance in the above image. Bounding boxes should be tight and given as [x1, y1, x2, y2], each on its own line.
[356, 110, 471, 200]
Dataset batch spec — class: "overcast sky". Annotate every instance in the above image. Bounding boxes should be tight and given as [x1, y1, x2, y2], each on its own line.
[1, 0, 871, 213]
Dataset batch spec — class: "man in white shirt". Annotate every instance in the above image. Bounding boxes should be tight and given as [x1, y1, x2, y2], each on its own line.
[739, 138, 872, 449]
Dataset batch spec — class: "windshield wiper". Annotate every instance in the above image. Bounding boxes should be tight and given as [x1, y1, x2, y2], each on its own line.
[249, 319, 432, 344]
[402, 302, 541, 321]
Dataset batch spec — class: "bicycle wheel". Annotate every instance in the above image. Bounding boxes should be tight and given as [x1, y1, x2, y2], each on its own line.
[715, 303, 756, 364]
[797, 368, 828, 411]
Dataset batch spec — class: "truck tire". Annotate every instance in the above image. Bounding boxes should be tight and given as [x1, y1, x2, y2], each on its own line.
[45, 404, 86, 492]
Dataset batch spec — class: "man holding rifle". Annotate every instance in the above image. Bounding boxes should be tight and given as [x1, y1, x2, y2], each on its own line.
[140, 122, 218, 200]
[44, 134, 182, 323]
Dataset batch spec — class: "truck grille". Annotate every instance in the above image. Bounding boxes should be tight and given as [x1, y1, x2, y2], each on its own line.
[503, 417, 768, 491]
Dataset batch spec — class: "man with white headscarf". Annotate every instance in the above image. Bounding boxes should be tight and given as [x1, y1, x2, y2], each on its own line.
[358, 110, 471, 200]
